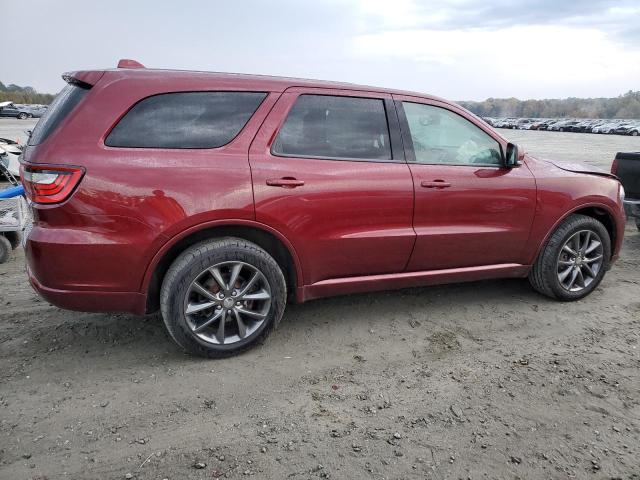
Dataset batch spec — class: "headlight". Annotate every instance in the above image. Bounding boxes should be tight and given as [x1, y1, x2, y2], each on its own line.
[619, 184, 625, 203]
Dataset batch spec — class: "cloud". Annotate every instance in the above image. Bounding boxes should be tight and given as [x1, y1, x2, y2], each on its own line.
[1, 0, 638, 100]
[355, 0, 640, 45]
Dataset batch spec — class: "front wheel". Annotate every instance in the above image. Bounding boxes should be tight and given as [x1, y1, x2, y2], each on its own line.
[160, 238, 287, 358]
[529, 214, 610, 301]
[17, 113, 27, 120]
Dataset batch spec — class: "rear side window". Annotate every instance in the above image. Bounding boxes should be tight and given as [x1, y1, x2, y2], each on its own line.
[28, 84, 89, 145]
[105, 91, 266, 149]
[272, 94, 391, 160]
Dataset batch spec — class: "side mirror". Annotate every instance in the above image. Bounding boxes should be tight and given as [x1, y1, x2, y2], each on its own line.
[505, 142, 520, 168]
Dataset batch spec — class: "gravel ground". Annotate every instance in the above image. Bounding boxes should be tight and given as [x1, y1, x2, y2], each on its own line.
[1, 121, 639, 479]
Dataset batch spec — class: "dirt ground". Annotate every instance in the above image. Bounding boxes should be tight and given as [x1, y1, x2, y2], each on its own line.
[1, 125, 639, 479]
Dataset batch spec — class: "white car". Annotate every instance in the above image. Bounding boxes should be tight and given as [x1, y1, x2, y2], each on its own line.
[592, 122, 617, 134]
[0, 139, 22, 178]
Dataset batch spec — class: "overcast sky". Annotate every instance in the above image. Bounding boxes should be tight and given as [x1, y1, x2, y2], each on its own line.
[2, 0, 639, 101]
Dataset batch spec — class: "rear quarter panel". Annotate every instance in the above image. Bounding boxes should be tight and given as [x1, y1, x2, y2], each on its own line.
[24, 72, 281, 293]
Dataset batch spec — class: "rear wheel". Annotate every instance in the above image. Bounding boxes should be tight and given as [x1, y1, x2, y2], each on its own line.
[0, 235, 11, 264]
[529, 214, 610, 300]
[3, 232, 20, 250]
[160, 238, 287, 358]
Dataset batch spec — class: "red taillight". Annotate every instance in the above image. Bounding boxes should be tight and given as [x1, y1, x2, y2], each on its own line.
[611, 158, 618, 175]
[21, 165, 84, 204]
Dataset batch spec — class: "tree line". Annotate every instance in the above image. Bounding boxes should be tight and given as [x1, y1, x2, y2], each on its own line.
[458, 90, 640, 119]
[2, 80, 640, 119]
[0, 81, 56, 105]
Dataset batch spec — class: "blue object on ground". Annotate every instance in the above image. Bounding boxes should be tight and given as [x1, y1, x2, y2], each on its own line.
[0, 185, 25, 199]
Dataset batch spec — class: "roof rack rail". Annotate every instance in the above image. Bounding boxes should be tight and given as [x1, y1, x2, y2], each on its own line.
[117, 59, 145, 69]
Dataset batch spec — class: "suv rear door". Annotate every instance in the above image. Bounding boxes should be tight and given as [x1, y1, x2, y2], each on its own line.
[249, 87, 415, 286]
[394, 95, 536, 271]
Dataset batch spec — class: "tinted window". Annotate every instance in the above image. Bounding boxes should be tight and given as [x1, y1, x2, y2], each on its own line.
[272, 95, 391, 160]
[105, 92, 266, 149]
[403, 102, 502, 166]
[29, 84, 89, 145]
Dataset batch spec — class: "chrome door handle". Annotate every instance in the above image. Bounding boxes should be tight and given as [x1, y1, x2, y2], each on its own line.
[421, 180, 451, 188]
[266, 177, 305, 188]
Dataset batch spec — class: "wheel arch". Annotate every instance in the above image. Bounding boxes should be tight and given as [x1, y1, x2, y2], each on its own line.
[143, 220, 303, 313]
[531, 202, 620, 265]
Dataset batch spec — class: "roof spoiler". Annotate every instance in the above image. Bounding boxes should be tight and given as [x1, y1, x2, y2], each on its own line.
[60, 59, 144, 88]
[117, 59, 145, 69]
[61, 70, 105, 88]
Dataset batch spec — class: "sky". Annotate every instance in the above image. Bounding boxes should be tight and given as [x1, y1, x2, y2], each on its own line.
[2, 0, 639, 101]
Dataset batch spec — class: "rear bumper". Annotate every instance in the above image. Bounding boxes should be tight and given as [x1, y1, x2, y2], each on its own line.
[26, 263, 147, 315]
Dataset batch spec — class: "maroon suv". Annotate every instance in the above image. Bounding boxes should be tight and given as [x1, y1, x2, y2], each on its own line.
[22, 60, 625, 357]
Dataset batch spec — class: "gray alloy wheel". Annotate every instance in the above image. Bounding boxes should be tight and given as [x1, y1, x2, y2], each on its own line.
[183, 261, 272, 345]
[556, 230, 604, 292]
[160, 237, 286, 358]
[529, 214, 610, 301]
[17, 112, 27, 120]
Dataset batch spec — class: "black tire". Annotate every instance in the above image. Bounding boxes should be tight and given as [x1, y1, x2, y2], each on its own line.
[631, 130, 639, 137]
[636, 218, 640, 231]
[0, 235, 11, 264]
[160, 237, 287, 358]
[529, 214, 611, 301]
[17, 113, 27, 120]
[4, 231, 20, 250]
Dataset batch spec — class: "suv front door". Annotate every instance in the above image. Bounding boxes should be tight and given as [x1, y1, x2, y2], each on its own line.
[249, 88, 415, 286]
[394, 96, 536, 271]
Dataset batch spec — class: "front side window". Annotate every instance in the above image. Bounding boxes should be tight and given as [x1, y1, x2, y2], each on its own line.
[105, 91, 266, 149]
[402, 102, 502, 166]
[272, 94, 391, 160]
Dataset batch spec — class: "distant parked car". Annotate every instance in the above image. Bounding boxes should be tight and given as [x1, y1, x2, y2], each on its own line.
[516, 119, 535, 129]
[551, 120, 580, 132]
[0, 101, 31, 119]
[21, 105, 48, 118]
[626, 125, 640, 136]
[592, 122, 618, 134]
[610, 123, 640, 136]
[537, 120, 558, 131]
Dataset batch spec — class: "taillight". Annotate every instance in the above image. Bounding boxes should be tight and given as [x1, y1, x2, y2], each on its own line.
[21, 164, 84, 204]
[611, 158, 618, 175]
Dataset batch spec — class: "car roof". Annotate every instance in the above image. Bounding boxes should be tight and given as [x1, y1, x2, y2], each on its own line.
[73, 63, 453, 106]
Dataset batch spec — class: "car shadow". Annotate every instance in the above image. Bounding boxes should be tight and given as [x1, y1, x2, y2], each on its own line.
[3, 276, 543, 367]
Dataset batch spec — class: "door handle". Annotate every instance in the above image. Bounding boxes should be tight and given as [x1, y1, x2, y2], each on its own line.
[266, 177, 305, 188]
[421, 180, 451, 189]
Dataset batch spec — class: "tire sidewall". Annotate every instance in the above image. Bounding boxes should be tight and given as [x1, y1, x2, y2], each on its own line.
[0, 235, 11, 264]
[547, 218, 611, 300]
[162, 240, 286, 356]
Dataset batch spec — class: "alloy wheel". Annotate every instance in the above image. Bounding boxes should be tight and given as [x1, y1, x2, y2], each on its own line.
[183, 261, 272, 345]
[556, 230, 604, 292]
